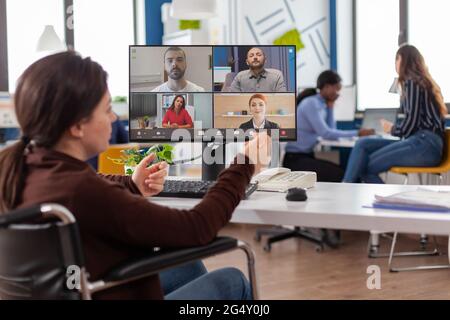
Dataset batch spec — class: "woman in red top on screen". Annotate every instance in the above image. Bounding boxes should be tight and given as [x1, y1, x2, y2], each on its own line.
[162, 95, 193, 128]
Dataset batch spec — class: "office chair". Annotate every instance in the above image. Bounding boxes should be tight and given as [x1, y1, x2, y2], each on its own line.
[0, 203, 258, 299]
[368, 128, 450, 272]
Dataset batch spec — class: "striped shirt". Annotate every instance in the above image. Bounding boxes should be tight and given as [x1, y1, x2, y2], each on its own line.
[392, 79, 445, 138]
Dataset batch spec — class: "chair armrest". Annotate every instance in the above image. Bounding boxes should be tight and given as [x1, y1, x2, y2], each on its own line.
[0, 205, 42, 227]
[103, 236, 238, 282]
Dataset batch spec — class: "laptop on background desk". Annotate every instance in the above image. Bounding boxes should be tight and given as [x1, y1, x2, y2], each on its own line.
[361, 108, 399, 137]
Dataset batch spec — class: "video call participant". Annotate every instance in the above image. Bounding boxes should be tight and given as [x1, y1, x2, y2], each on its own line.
[283, 70, 374, 182]
[230, 47, 287, 93]
[152, 47, 205, 92]
[239, 94, 280, 131]
[162, 95, 193, 128]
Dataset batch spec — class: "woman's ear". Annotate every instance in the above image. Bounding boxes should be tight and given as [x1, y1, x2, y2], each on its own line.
[68, 122, 84, 139]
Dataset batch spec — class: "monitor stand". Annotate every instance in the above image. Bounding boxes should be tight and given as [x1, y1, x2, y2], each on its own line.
[200, 133, 281, 181]
[201, 142, 226, 181]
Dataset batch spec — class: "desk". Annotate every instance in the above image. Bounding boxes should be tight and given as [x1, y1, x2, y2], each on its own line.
[318, 138, 357, 149]
[152, 182, 450, 236]
[318, 135, 401, 149]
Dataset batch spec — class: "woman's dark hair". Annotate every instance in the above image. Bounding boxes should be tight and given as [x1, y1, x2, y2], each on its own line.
[169, 95, 186, 113]
[296, 70, 341, 106]
[0, 51, 108, 212]
[316, 70, 342, 90]
[296, 88, 317, 105]
[396, 44, 447, 116]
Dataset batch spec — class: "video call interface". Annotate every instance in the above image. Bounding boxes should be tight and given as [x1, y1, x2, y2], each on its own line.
[129, 45, 297, 141]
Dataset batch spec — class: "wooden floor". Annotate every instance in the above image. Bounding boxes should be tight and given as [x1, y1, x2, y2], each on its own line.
[204, 224, 450, 300]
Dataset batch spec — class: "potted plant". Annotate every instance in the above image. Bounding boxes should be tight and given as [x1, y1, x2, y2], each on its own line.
[143, 115, 150, 128]
[108, 144, 174, 175]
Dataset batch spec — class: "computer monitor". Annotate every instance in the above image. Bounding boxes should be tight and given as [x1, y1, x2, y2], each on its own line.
[129, 45, 297, 142]
[129, 45, 297, 180]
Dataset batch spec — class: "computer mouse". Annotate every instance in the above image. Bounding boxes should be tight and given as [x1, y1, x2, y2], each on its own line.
[286, 188, 308, 202]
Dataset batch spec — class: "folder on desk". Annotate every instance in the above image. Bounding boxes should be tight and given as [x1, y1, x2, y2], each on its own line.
[370, 189, 450, 213]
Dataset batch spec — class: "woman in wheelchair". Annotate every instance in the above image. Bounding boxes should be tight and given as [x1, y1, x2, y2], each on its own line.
[0, 51, 270, 300]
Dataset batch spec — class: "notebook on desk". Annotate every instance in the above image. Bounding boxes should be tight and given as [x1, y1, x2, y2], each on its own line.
[366, 188, 450, 213]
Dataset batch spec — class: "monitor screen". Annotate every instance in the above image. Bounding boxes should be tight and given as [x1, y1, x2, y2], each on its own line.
[129, 45, 297, 142]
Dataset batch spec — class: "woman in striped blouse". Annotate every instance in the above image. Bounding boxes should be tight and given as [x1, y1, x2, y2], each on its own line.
[343, 44, 447, 183]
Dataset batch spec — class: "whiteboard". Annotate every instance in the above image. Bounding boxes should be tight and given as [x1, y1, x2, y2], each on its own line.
[224, 0, 331, 88]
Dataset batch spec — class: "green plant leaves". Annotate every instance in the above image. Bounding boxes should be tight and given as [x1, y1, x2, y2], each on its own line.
[107, 144, 174, 170]
[147, 144, 174, 164]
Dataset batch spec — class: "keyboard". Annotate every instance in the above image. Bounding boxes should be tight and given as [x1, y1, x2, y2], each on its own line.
[157, 180, 258, 199]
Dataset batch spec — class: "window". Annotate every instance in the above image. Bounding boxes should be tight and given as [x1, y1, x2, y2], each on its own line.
[6, 0, 65, 92]
[73, 0, 134, 97]
[356, 0, 400, 110]
[409, 0, 450, 102]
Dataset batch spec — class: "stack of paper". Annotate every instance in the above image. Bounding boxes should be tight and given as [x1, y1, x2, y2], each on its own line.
[372, 189, 450, 213]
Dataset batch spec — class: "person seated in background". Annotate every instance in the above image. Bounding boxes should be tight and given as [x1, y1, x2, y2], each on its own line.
[161, 95, 193, 128]
[283, 70, 374, 182]
[342, 44, 446, 183]
[230, 47, 287, 93]
[239, 94, 280, 131]
[86, 115, 128, 170]
[152, 47, 205, 92]
[0, 51, 272, 300]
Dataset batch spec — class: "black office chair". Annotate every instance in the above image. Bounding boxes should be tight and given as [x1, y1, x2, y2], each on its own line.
[0, 203, 258, 299]
[255, 226, 340, 252]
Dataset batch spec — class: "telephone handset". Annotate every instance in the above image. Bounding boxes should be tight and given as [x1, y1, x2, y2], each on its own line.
[251, 167, 317, 193]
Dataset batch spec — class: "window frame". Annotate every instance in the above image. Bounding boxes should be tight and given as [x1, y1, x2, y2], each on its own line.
[0, 0, 8, 91]
[354, 0, 403, 110]
[0, 0, 143, 93]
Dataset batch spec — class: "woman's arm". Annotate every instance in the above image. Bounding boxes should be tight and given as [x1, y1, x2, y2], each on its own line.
[98, 155, 167, 197]
[80, 159, 255, 248]
[181, 109, 193, 128]
[97, 174, 141, 194]
[303, 100, 358, 139]
[162, 110, 171, 127]
[77, 133, 269, 249]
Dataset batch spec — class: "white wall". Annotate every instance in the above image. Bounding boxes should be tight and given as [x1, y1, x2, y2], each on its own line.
[162, 0, 332, 89]
[231, 0, 330, 88]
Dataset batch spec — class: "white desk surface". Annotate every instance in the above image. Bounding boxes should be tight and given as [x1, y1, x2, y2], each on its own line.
[318, 136, 400, 149]
[151, 182, 450, 236]
[318, 138, 357, 148]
